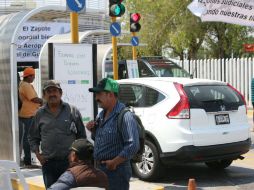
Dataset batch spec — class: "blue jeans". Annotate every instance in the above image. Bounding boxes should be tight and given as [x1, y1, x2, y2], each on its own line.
[42, 159, 69, 188]
[98, 161, 132, 190]
[19, 117, 33, 165]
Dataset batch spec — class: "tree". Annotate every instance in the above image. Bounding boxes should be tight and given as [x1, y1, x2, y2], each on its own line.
[123, 0, 253, 60]
[205, 23, 253, 58]
[124, 0, 208, 59]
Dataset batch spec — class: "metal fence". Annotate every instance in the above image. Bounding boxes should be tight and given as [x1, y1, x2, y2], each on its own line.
[175, 58, 254, 106]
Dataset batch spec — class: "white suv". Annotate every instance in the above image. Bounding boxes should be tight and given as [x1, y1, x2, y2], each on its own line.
[118, 77, 251, 181]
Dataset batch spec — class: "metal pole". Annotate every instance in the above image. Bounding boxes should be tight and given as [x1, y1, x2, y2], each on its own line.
[70, 12, 79, 43]
[112, 17, 118, 80]
[132, 32, 137, 60]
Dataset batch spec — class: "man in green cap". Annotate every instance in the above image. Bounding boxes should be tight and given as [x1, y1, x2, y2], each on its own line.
[86, 78, 139, 190]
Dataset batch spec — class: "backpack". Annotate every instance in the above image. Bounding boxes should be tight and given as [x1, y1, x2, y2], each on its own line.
[117, 107, 145, 163]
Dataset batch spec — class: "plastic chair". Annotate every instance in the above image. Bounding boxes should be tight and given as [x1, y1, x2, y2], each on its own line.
[0, 160, 29, 190]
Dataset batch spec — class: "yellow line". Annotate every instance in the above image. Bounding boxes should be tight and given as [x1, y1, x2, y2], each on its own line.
[12, 179, 45, 190]
[154, 187, 164, 190]
[247, 110, 253, 117]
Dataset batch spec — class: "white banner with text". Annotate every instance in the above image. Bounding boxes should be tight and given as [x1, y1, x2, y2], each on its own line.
[188, 0, 254, 27]
[17, 21, 70, 62]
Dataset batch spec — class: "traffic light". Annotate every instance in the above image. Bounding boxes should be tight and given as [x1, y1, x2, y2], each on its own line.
[130, 13, 141, 32]
[109, 0, 125, 17]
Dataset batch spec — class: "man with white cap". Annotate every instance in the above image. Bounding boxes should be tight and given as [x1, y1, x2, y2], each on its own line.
[29, 80, 86, 188]
[18, 67, 43, 167]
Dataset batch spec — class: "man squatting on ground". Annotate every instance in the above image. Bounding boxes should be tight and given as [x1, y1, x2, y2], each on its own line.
[28, 80, 86, 188]
[86, 78, 140, 190]
[48, 139, 109, 190]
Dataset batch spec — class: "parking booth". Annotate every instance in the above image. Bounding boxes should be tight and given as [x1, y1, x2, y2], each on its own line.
[0, 5, 111, 162]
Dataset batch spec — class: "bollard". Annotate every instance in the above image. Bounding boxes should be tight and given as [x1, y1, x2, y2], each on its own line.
[187, 178, 196, 190]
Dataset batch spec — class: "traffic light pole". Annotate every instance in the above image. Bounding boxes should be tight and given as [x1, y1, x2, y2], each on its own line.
[132, 32, 137, 60]
[70, 12, 79, 43]
[112, 17, 119, 80]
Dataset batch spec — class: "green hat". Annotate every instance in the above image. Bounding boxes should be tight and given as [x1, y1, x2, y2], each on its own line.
[89, 78, 119, 93]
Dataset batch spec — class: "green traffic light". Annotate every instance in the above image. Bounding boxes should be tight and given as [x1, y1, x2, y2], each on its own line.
[110, 4, 121, 16]
[109, 1, 125, 17]
[119, 4, 125, 15]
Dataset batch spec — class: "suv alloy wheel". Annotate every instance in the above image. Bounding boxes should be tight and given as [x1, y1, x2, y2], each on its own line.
[132, 140, 163, 181]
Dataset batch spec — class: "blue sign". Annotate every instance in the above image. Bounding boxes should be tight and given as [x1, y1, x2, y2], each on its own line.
[67, 0, 86, 12]
[131, 36, 139, 46]
[110, 22, 121, 37]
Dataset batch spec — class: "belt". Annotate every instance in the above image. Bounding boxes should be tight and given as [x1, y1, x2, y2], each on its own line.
[95, 160, 102, 165]
[94, 160, 106, 167]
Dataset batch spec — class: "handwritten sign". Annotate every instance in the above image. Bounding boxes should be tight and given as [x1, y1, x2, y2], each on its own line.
[53, 44, 94, 122]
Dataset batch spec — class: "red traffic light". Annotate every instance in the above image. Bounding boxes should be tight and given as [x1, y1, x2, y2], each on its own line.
[130, 13, 141, 32]
[130, 13, 141, 23]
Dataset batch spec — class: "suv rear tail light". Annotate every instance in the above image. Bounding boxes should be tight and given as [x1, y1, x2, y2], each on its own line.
[227, 83, 247, 114]
[167, 82, 190, 119]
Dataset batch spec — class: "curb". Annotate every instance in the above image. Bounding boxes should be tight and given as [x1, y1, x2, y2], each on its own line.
[154, 187, 165, 190]
[12, 177, 45, 190]
[12, 176, 164, 190]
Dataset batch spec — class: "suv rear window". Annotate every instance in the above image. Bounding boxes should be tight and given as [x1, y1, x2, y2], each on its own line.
[147, 60, 190, 78]
[184, 85, 244, 112]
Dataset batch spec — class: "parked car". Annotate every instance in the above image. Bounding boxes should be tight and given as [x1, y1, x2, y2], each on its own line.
[117, 77, 251, 181]
[105, 57, 190, 79]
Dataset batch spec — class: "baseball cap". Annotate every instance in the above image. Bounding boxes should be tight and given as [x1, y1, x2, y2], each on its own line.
[23, 67, 35, 78]
[89, 78, 119, 93]
[43, 80, 62, 91]
[70, 139, 94, 160]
